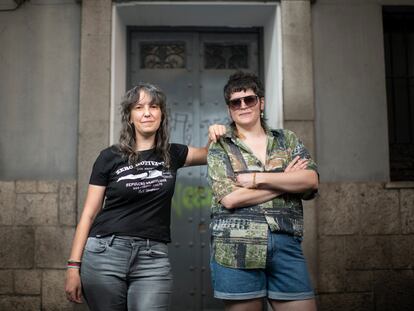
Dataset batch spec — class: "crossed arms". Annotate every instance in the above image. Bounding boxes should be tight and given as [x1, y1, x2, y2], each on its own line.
[208, 144, 318, 210]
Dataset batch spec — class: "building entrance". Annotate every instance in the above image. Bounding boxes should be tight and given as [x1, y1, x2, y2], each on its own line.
[128, 29, 260, 310]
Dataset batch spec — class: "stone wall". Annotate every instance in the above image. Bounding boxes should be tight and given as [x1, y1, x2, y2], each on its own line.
[1, 185, 412, 311]
[317, 182, 414, 311]
[0, 180, 80, 311]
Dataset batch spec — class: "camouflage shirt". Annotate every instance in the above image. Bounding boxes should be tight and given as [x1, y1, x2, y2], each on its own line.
[207, 126, 318, 269]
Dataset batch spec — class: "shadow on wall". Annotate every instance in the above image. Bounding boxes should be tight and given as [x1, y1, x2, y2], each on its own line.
[374, 274, 414, 311]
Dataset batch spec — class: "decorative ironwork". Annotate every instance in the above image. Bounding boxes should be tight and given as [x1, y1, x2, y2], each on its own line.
[204, 44, 248, 69]
[141, 42, 186, 69]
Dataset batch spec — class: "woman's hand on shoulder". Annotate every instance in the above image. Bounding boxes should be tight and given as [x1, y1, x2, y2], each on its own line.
[185, 124, 226, 166]
[208, 124, 227, 144]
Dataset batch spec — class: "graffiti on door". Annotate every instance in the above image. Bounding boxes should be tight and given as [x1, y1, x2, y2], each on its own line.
[172, 182, 212, 216]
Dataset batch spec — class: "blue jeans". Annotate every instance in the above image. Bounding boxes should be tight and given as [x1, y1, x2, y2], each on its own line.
[210, 232, 314, 301]
[81, 235, 172, 311]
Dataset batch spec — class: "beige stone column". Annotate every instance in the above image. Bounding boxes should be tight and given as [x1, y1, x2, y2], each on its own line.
[77, 0, 112, 216]
[280, 0, 318, 288]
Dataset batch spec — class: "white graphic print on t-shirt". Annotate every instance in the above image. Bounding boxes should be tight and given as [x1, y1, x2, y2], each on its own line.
[116, 170, 163, 182]
[115, 161, 172, 194]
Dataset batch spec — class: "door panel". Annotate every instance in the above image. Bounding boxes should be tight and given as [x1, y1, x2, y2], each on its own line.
[128, 29, 260, 311]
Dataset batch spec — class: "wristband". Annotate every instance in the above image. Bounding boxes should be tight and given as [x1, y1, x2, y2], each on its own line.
[67, 260, 81, 269]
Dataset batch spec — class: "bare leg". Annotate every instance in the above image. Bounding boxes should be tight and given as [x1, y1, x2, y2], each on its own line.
[269, 298, 317, 311]
[224, 298, 264, 311]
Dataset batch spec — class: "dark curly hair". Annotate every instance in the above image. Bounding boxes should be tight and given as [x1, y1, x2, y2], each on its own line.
[223, 71, 267, 128]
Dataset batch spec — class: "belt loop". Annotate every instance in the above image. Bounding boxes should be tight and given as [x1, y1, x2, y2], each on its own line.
[108, 235, 116, 246]
[146, 239, 150, 250]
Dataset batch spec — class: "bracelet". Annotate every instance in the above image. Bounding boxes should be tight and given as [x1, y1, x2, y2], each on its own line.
[67, 260, 81, 269]
[252, 172, 257, 189]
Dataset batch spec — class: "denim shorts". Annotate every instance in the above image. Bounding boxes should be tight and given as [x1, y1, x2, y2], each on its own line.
[210, 232, 314, 301]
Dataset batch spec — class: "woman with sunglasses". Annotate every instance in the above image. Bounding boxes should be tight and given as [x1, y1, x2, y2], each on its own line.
[207, 71, 319, 311]
[65, 83, 225, 311]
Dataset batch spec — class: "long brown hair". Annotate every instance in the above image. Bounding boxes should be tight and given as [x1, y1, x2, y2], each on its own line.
[117, 83, 170, 167]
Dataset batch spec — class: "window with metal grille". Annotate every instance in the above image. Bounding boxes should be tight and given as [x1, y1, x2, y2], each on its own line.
[204, 43, 249, 69]
[140, 42, 186, 69]
[383, 7, 414, 181]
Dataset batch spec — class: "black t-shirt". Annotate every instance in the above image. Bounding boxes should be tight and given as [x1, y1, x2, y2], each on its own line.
[88, 143, 188, 243]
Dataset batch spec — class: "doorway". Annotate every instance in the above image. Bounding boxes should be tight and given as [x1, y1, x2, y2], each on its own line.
[128, 28, 261, 311]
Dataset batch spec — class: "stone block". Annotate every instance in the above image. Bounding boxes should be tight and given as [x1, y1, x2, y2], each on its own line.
[38, 180, 59, 193]
[0, 181, 15, 225]
[345, 235, 393, 269]
[59, 180, 77, 226]
[0, 296, 41, 311]
[0, 227, 34, 268]
[0, 270, 13, 294]
[80, 35, 111, 111]
[302, 200, 318, 288]
[318, 236, 345, 292]
[345, 270, 373, 292]
[319, 183, 400, 236]
[401, 189, 414, 234]
[373, 269, 414, 285]
[14, 269, 41, 295]
[318, 183, 360, 235]
[15, 193, 58, 225]
[359, 183, 399, 235]
[81, 0, 112, 37]
[35, 227, 75, 268]
[73, 303, 89, 311]
[77, 120, 109, 213]
[318, 293, 374, 311]
[281, 0, 314, 120]
[390, 235, 414, 269]
[16, 180, 37, 193]
[42, 270, 76, 311]
[373, 270, 414, 311]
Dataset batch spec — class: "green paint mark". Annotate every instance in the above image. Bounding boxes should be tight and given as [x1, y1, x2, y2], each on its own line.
[172, 183, 212, 216]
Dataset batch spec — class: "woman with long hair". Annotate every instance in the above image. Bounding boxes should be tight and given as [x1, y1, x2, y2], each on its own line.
[65, 83, 225, 311]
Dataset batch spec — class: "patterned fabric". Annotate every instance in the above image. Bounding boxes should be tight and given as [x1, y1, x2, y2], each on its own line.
[207, 126, 318, 269]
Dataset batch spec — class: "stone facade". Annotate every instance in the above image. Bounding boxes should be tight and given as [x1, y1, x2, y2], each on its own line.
[3, 179, 412, 311]
[317, 182, 414, 311]
[0, 180, 83, 311]
[1, 1, 413, 310]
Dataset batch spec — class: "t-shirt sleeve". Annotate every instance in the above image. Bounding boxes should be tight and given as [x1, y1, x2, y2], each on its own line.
[169, 143, 189, 170]
[89, 149, 112, 186]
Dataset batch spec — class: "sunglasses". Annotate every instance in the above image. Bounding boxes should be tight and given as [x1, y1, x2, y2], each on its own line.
[228, 95, 259, 110]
